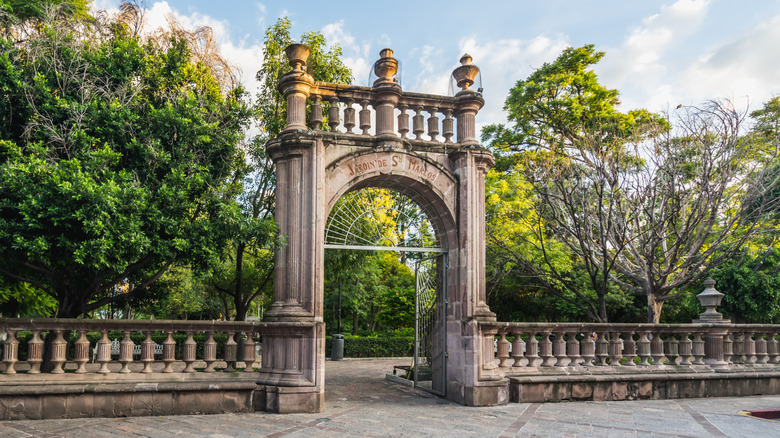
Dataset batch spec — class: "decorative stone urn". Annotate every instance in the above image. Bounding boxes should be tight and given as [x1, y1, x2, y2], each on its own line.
[695, 277, 728, 322]
[285, 43, 310, 71]
[373, 48, 399, 86]
[452, 54, 479, 91]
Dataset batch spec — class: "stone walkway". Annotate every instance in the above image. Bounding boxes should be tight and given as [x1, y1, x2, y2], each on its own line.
[1, 358, 780, 437]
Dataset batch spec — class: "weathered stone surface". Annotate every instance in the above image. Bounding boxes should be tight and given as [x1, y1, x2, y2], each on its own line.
[41, 395, 67, 419]
[571, 383, 593, 400]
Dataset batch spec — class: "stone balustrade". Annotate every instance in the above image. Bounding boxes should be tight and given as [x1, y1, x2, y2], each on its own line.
[278, 47, 483, 149]
[307, 84, 464, 145]
[0, 318, 311, 375]
[480, 322, 780, 373]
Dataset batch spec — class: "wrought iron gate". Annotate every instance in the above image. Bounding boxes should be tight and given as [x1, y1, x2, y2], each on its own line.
[414, 254, 446, 396]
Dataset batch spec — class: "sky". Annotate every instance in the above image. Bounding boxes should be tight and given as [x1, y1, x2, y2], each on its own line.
[95, 0, 780, 133]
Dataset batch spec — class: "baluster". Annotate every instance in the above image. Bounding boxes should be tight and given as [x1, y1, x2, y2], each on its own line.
[141, 331, 155, 373]
[327, 97, 340, 131]
[651, 332, 667, 365]
[224, 332, 237, 372]
[310, 95, 322, 130]
[426, 106, 439, 141]
[566, 330, 582, 366]
[525, 331, 539, 367]
[692, 332, 705, 365]
[397, 104, 410, 138]
[162, 331, 176, 373]
[768, 332, 779, 364]
[677, 333, 691, 365]
[511, 329, 525, 367]
[50, 330, 67, 374]
[482, 327, 498, 370]
[181, 331, 197, 373]
[595, 330, 609, 366]
[581, 331, 596, 366]
[96, 330, 112, 374]
[359, 100, 371, 135]
[119, 330, 134, 373]
[539, 330, 554, 367]
[442, 109, 454, 143]
[637, 331, 651, 366]
[755, 333, 768, 364]
[733, 332, 745, 364]
[74, 330, 89, 373]
[723, 332, 734, 364]
[412, 106, 425, 139]
[608, 331, 623, 366]
[553, 330, 567, 366]
[3, 329, 18, 374]
[344, 99, 356, 133]
[744, 332, 757, 364]
[203, 331, 217, 372]
[623, 331, 637, 366]
[496, 329, 510, 368]
[27, 330, 44, 374]
[243, 332, 256, 372]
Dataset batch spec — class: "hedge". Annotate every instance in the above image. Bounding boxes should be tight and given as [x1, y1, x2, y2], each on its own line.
[325, 336, 414, 358]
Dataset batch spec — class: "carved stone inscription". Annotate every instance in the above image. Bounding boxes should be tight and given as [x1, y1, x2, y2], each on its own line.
[345, 154, 439, 183]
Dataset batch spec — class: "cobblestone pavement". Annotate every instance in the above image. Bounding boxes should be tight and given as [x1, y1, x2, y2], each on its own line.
[2, 358, 780, 437]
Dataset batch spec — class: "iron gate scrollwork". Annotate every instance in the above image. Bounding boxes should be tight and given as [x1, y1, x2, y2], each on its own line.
[414, 254, 446, 396]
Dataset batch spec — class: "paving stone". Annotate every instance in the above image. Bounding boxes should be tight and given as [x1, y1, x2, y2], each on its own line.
[1, 359, 780, 437]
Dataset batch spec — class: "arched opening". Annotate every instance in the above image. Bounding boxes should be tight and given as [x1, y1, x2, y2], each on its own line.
[324, 186, 448, 395]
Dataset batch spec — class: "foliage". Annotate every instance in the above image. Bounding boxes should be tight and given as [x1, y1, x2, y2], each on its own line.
[324, 250, 416, 334]
[0, 277, 57, 317]
[0, 8, 250, 317]
[485, 44, 780, 323]
[134, 265, 222, 320]
[705, 247, 780, 323]
[324, 335, 414, 358]
[483, 45, 665, 322]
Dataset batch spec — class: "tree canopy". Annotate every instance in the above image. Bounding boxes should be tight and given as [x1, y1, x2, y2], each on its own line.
[0, 7, 251, 317]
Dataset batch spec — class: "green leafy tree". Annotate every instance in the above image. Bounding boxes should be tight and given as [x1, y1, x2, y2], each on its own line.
[485, 44, 780, 323]
[0, 9, 250, 318]
[483, 45, 664, 322]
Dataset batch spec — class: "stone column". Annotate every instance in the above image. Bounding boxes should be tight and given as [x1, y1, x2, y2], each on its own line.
[266, 45, 317, 320]
[693, 278, 730, 369]
[451, 90, 493, 319]
[372, 49, 402, 143]
[445, 59, 507, 407]
[261, 44, 325, 413]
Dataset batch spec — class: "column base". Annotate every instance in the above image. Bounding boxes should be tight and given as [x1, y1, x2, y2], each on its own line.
[460, 379, 510, 407]
[255, 385, 324, 413]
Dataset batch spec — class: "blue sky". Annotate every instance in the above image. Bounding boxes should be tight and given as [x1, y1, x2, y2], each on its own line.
[96, 1, 780, 132]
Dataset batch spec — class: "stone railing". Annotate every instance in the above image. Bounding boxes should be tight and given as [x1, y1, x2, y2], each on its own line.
[308, 83, 463, 145]
[479, 322, 780, 374]
[0, 318, 310, 375]
[279, 46, 484, 149]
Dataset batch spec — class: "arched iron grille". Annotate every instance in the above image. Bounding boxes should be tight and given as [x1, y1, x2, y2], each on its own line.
[325, 188, 444, 253]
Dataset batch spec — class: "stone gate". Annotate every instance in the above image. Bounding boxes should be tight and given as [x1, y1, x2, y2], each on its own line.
[258, 45, 507, 412]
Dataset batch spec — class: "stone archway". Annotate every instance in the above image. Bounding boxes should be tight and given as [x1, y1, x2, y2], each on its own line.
[258, 46, 508, 413]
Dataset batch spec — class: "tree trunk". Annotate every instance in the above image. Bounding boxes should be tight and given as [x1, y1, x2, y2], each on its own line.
[647, 294, 664, 324]
[598, 291, 608, 323]
[352, 311, 358, 336]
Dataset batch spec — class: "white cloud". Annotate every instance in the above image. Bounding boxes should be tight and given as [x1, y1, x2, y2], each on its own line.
[679, 13, 780, 108]
[598, 0, 711, 110]
[256, 2, 267, 29]
[322, 21, 371, 85]
[456, 35, 570, 132]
